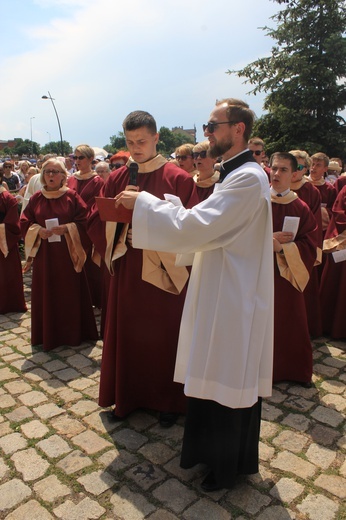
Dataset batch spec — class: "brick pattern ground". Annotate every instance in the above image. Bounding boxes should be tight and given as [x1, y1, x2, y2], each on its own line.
[0, 271, 345, 519]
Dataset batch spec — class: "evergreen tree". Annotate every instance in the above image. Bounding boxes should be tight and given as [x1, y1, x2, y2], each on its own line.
[229, 0, 346, 156]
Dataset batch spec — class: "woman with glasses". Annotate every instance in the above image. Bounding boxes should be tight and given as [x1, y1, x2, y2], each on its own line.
[175, 144, 198, 176]
[0, 167, 27, 314]
[67, 144, 105, 308]
[20, 158, 98, 351]
[192, 141, 219, 202]
[2, 161, 20, 193]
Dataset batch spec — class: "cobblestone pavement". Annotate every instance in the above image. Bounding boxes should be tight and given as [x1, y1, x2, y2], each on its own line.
[0, 271, 345, 520]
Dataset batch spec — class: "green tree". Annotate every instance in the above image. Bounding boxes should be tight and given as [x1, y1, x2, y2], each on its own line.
[109, 132, 127, 151]
[229, 0, 346, 156]
[157, 126, 193, 156]
[40, 141, 72, 156]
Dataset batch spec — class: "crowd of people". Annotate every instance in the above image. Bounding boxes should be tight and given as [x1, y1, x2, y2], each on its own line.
[0, 98, 345, 492]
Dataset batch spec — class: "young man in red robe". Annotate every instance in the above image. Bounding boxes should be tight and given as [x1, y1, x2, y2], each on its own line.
[88, 111, 199, 427]
[271, 152, 318, 385]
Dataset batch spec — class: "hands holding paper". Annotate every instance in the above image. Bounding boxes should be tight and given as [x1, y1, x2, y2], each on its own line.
[115, 190, 140, 210]
[273, 231, 294, 252]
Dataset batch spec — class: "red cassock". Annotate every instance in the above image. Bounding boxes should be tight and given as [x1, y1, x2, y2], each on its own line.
[88, 161, 199, 417]
[320, 185, 346, 339]
[20, 189, 98, 351]
[291, 180, 322, 337]
[67, 174, 104, 308]
[272, 196, 318, 383]
[0, 190, 27, 314]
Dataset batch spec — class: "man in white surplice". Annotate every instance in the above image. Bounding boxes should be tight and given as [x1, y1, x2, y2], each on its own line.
[115, 98, 274, 492]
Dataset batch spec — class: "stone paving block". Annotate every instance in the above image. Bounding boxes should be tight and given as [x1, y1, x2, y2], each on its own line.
[71, 430, 113, 454]
[340, 459, 346, 477]
[112, 428, 148, 451]
[310, 424, 341, 446]
[323, 356, 346, 369]
[56, 387, 83, 403]
[259, 441, 275, 461]
[53, 496, 106, 520]
[68, 377, 97, 391]
[5, 405, 33, 423]
[4, 380, 32, 394]
[337, 434, 346, 450]
[0, 367, 18, 381]
[39, 378, 66, 394]
[110, 485, 157, 519]
[18, 389, 48, 406]
[0, 479, 32, 511]
[310, 405, 344, 427]
[256, 505, 296, 519]
[297, 493, 339, 520]
[281, 413, 310, 431]
[43, 359, 68, 372]
[66, 353, 92, 369]
[320, 393, 346, 412]
[247, 466, 276, 489]
[313, 363, 339, 377]
[68, 399, 99, 416]
[0, 421, 12, 437]
[319, 344, 344, 357]
[261, 403, 283, 421]
[33, 402, 65, 419]
[98, 448, 138, 473]
[82, 410, 121, 433]
[11, 447, 50, 481]
[82, 385, 100, 399]
[55, 347, 76, 358]
[21, 419, 49, 439]
[225, 483, 271, 515]
[163, 456, 205, 483]
[24, 367, 51, 381]
[80, 345, 103, 359]
[11, 359, 36, 371]
[37, 434, 72, 458]
[266, 388, 287, 404]
[53, 367, 80, 381]
[139, 441, 176, 465]
[149, 423, 185, 442]
[56, 449, 93, 474]
[77, 469, 117, 495]
[33, 474, 71, 502]
[50, 414, 86, 437]
[0, 393, 16, 408]
[127, 411, 158, 431]
[183, 497, 231, 519]
[321, 379, 345, 394]
[271, 451, 317, 479]
[314, 474, 346, 499]
[0, 432, 27, 454]
[147, 510, 179, 520]
[2, 353, 24, 362]
[126, 462, 166, 490]
[272, 430, 309, 453]
[5, 499, 54, 519]
[0, 457, 8, 478]
[30, 352, 52, 364]
[306, 443, 336, 469]
[260, 419, 280, 439]
[283, 395, 315, 412]
[153, 478, 197, 514]
[269, 477, 304, 503]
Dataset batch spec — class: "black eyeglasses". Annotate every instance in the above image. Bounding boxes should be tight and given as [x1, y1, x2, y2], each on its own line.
[192, 151, 208, 159]
[176, 155, 192, 161]
[296, 164, 306, 171]
[73, 155, 86, 161]
[111, 162, 124, 169]
[253, 150, 263, 156]
[203, 121, 237, 133]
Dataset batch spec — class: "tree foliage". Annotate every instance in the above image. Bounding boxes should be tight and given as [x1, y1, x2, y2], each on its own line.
[229, 0, 346, 156]
[40, 141, 72, 156]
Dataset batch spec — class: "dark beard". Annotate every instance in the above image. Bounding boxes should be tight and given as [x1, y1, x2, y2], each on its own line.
[209, 138, 233, 159]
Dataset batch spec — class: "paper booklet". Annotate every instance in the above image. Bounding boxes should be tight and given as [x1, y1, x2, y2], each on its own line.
[45, 218, 61, 243]
[282, 216, 300, 241]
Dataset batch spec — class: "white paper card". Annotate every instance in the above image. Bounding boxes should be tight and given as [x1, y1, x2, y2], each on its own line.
[164, 194, 183, 207]
[332, 249, 346, 263]
[45, 218, 61, 242]
[282, 216, 300, 240]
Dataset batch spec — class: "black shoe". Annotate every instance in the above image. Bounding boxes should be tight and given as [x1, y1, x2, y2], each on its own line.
[106, 409, 124, 422]
[299, 381, 312, 388]
[159, 412, 179, 428]
[201, 471, 222, 492]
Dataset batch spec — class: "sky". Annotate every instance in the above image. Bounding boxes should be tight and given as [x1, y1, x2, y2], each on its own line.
[0, 0, 282, 150]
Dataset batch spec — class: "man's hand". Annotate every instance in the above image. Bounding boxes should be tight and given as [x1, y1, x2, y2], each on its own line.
[273, 231, 294, 243]
[38, 228, 53, 240]
[51, 225, 68, 236]
[115, 190, 140, 210]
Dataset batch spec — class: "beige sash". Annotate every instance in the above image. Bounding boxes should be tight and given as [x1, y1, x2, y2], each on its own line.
[142, 250, 189, 295]
[0, 224, 8, 258]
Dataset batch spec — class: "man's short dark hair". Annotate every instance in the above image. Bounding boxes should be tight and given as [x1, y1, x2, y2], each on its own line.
[216, 98, 255, 142]
[270, 152, 298, 172]
[123, 111, 157, 134]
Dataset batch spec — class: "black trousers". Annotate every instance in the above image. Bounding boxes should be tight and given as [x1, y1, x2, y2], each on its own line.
[180, 396, 262, 488]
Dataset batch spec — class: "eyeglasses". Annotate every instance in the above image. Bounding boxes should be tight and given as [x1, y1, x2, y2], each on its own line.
[296, 164, 306, 171]
[73, 155, 86, 161]
[176, 155, 192, 161]
[253, 150, 263, 156]
[111, 163, 123, 169]
[193, 151, 208, 159]
[203, 121, 237, 133]
[3, 165, 12, 168]
[43, 169, 63, 175]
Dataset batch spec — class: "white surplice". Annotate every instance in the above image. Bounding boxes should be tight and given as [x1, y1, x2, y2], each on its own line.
[132, 160, 274, 409]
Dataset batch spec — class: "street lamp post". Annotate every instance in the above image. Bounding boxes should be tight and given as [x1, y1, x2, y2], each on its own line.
[30, 116, 35, 155]
[41, 91, 64, 156]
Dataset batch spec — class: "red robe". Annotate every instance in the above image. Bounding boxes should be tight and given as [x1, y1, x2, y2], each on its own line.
[20, 189, 98, 351]
[272, 193, 318, 383]
[291, 179, 322, 337]
[334, 176, 346, 195]
[0, 189, 26, 313]
[67, 174, 104, 308]
[88, 157, 199, 417]
[320, 185, 346, 338]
